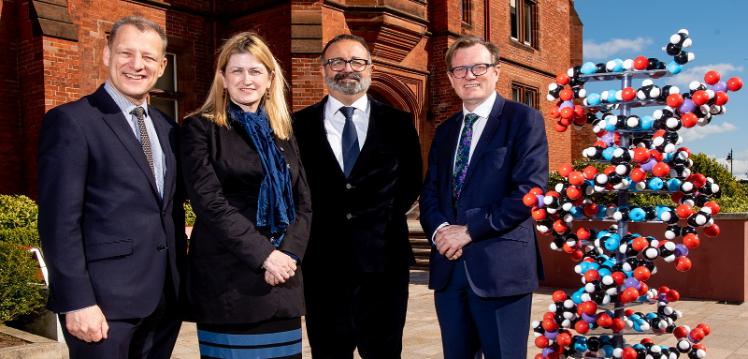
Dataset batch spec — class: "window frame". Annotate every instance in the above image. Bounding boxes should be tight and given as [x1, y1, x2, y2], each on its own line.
[509, 0, 538, 49]
[512, 82, 539, 110]
[149, 52, 179, 119]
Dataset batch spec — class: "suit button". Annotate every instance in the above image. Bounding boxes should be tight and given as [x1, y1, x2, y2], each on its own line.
[345, 213, 353, 220]
[279, 146, 285, 152]
[157, 244, 167, 250]
[345, 183, 353, 189]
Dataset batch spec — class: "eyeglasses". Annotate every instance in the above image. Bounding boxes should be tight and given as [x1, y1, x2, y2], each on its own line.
[324, 57, 371, 72]
[449, 63, 497, 79]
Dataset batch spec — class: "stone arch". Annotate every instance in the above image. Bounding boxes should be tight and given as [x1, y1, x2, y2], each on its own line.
[368, 72, 423, 134]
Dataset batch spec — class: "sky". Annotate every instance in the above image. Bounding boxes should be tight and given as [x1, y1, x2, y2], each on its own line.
[573, 0, 748, 178]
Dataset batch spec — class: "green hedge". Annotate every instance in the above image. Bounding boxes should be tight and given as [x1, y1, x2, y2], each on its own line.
[184, 201, 196, 226]
[0, 195, 45, 324]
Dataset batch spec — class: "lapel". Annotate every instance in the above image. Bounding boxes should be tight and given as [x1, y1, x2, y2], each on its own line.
[93, 86, 161, 201]
[441, 112, 463, 197]
[462, 93, 506, 188]
[150, 109, 175, 207]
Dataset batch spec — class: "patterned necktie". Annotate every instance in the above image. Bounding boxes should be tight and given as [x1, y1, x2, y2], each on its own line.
[340, 106, 359, 177]
[130, 106, 155, 178]
[452, 113, 480, 201]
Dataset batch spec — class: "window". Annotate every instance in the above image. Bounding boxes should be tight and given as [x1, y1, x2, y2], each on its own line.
[512, 83, 539, 110]
[150, 53, 178, 119]
[510, 0, 537, 48]
[462, 0, 472, 25]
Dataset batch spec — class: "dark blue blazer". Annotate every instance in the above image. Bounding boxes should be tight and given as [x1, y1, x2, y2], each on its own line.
[38, 85, 185, 320]
[420, 93, 548, 297]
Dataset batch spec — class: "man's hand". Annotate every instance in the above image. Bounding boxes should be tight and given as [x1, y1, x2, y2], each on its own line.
[434, 225, 472, 260]
[65, 305, 109, 342]
[262, 250, 297, 285]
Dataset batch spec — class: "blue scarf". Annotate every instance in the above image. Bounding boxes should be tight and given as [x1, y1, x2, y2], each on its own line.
[228, 103, 295, 248]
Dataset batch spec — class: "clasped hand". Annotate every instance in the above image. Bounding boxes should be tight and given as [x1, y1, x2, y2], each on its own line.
[434, 225, 472, 260]
[263, 250, 297, 286]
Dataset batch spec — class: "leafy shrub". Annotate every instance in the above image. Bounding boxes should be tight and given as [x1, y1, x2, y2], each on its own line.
[0, 195, 38, 230]
[184, 201, 196, 226]
[0, 242, 46, 324]
[0, 227, 40, 247]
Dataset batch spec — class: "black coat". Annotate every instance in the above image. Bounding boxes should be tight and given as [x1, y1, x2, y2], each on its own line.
[180, 114, 311, 324]
[293, 96, 422, 275]
[38, 85, 185, 320]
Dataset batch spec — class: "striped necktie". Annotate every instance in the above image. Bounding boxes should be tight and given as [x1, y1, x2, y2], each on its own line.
[452, 113, 480, 201]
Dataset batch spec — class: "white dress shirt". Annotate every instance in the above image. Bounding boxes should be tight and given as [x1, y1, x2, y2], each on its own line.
[434, 91, 498, 242]
[323, 95, 371, 172]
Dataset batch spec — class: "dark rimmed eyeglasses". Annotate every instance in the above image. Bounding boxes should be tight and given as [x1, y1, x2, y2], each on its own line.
[324, 57, 371, 72]
[449, 63, 497, 79]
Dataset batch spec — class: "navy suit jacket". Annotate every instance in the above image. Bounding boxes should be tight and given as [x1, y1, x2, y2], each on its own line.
[420, 93, 548, 297]
[38, 85, 185, 319]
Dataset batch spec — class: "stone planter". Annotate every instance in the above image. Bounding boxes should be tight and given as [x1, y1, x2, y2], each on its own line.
[0, 325, 66, 359]
[539, 213, 748, 302]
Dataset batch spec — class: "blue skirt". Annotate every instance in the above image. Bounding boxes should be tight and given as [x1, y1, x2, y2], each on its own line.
[197, 318, 302, 359]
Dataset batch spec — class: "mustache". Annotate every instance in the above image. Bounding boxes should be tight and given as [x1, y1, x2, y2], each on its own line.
[334, 72, 361, 82]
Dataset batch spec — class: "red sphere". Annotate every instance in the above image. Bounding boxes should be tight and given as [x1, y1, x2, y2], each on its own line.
[620, 287, 640, 303]
[681, 112, 698, 128]
[633, 56, 648, 70]
[577, 227, 591, 241]
[523, 193, 539, 207]
[531, 207, 547, 221]
[667, 288, 681, 302]
[571, 250, 584, 262]
[690, 327, 706, 342]
[621, 87, 636, 102]
[727, 76, 743, 92]
[542, 318, 559, 331]
[596, 313, 613, 328]
[568, 171, 585, 185]
[580, 301, 597, 316]
[559, 163, 574, 177]
[574, 105, 586, 119]
[676, 204, 694, 219]
[530, 187, 545, 195]
[611, 271, 626, 286]
[560, 107, 574, 119]
[556, 332, 572, 347]
[683, 233, 700, 249]
[556, 73, 570, 86]
[559, 88, 574, 101]
[566, 186, 582, 200]
[697, 323, 711, 336]
[583, 203, 598, 218]
[704, 223, 720, 237]
[611, 318, 626, 332]
[687, 173, 707, 188]
[583, 166, 598, 180]
[553, 220, 569, 234]
[673, 325, 689, 338]
[675, 256, 693, 272]
[704, 201, 721, 215]
[704, 70, 721, 85]
[584, 269, 600, 283]
[666, 93, 684, 108]
[632, 236, 649, 252]
[638, 281, 649, 296]
[552, 290, 567, 302]
[633, 147, 651, 163]
[534, 335, 549, 348]
[652, 162, 671, 177]
[633, 266, 651, 281]
[714, 91, 729, 106]
[630, 167, 647, 183]
[575, 320, 589, 334]
[691, 90, 710, 106]
[650, 149, 664, 162]
[622, 347, 637, 359]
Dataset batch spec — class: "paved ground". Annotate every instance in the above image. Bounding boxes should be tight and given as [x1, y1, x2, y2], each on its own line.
[170, 271, 748, 359]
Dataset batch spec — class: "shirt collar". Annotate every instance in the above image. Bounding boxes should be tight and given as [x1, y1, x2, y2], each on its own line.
[104, 80, 150, 118]
[328, 94, 369, 116]
[462, 91, 496, 119]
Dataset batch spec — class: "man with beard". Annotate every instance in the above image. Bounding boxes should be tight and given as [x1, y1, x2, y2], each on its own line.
[293, 34, 422, 358]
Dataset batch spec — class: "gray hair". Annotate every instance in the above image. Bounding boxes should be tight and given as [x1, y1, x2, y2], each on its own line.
[108, 15, 167, 53]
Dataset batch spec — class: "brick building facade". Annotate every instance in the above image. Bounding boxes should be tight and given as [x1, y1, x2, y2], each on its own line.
[0, 0, 584, 196]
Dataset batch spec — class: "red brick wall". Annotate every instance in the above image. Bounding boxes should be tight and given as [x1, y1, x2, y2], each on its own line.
[0, 0, 23, 194]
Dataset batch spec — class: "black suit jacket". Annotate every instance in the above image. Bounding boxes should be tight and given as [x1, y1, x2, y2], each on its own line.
[293, 96, 422, 274]
[180, 114, 311, 324]
[38, 85, 185, 320]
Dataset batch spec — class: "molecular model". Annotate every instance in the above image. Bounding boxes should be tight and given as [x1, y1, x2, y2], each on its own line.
[524, 29, 743, 359]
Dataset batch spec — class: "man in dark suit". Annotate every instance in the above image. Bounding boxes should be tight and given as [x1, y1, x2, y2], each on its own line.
[420, 36, 549, 359]
[37, 16, 185, 359]
[293, 34, 422, 358]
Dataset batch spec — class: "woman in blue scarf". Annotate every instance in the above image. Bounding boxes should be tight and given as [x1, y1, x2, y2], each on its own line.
[181, 32, 311, 359]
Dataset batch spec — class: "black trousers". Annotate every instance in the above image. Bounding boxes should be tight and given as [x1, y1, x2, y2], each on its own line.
[304, 267, 410, 359]
[60, 286, 181, 359]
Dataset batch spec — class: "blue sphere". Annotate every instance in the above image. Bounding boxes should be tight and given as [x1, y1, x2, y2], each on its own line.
[629, 207, 646, 221]
[587, 93, 602, 106]
[667, 60, 683, 74]
[640, 115, 654, 130]
[647, 177, 664, 191]
[581, 62, 597, 75]
[667, 178, 682, 192]
[602, 147, 616, 161]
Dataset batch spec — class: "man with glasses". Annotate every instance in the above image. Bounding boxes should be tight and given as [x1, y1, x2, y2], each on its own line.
[420, 36, 549, 358]
[293, 34, 422, 358]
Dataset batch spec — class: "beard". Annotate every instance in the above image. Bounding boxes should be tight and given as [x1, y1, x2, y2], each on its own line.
[326, 72, 371, 96]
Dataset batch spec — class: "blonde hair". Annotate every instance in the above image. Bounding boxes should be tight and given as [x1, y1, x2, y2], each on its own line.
[189, 32, 292, 139]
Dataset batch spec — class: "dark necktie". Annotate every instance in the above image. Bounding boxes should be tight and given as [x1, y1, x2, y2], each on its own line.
[340, 106, 359, 177]
[130, 106, 155, 178]
[452, 113, 480, 201]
